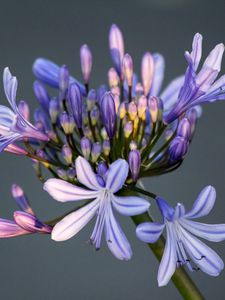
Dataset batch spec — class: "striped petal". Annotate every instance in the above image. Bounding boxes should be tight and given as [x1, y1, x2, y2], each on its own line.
[75, 156, 101, 190]
[44, 178, 99, 202]
[0, 218, 29, 238]
[185, 186, 216, 219]
[149, 53, 165, 96]
[106, 159, 128, 193]
[51, 199, 99, 241]
[112, 195, 150, 216]
[136, 222, 164, 243]
[3, 67, 18, 112]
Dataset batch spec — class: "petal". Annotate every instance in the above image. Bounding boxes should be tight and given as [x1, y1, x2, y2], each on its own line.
[190, 33, 203, 71]
[136, 222, 165, 243]
[44, 178, 99, 202]
[185, 186, 216, 219]
[180, 219, 225, 242]
[51, 199, 99, 241]
[105, 159, 128, 193]
[173, 203, 185, 220]
[112, 195, 150, 216]
[157, 223, 177, 286]
[179, 226, 224, 276]
[3, 67, 18, 112]
[0, 218, 29, 238]
[105, 206, 132, 261]
[202, 43, 224, 72]
[0, 105, 15, 128]
[0, 133, 22, 153]
[149, 53, 165, 96]
[75, 156, 101, 190]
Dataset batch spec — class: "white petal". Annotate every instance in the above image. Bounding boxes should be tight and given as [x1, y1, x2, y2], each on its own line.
[149, 53, 165, 96]
[157, 223, 177, 286]
[3, 67, 18, 112]
[190, 33, 203, 71]
[44, 179, 99, 202]
[106, 159, 128, 193]
[112, 195, 150, 216]
[185, 186, 216, 219]
[202, 43, 224, 72]
[105, 205, 132, 261]
[136, 222, 165, 243]
[51, 199, 99, 241]
[75, 156, 101, 190]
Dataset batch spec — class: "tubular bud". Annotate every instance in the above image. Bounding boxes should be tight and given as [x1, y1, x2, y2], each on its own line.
[100, 92, 116, 139]
[91, 142, 102, 162]
[108, 68, 120, 87]
[128, 149, 141, 181]
[80, 44, 92, 84]
[68, 83, 83, 128]
[59, 65, 69, 93]
[141, 52, 154, 96]
[80, 137, 91, 159]
[18, 100, 30, 121]
[123, 54, 133, 87]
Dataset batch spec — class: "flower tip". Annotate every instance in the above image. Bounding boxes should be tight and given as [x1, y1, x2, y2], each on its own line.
[11, 184, 24, 198]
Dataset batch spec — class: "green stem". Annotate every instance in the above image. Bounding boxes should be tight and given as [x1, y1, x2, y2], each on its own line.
[132, 213, 204, 300]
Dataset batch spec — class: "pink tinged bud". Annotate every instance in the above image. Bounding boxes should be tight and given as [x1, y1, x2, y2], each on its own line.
[62, 144, 73, 165]
[128, 101, 137, 120]
[59, 65, 69, 92]
[5, 144, 28, 156]
[109, 24, 125, 77]
[148, 96, 158, 123]
[124, 121, 133, 138]
[141, 52, 154, 96]
[108, 68, 120, 87]
[80, 137, 91, 160]
[13, 211, 52, 234]
[119, 102, 127, 119]
[80, 44, 92, 84]
[138, 96, 147, 120]
[11, 184, 34, 215]
[177, 118, 191, 141]
[18, 100, 30, 121]
[123, 54, 133, 86]
[135, 82, 144, 97]
[128, 149, 141, 181]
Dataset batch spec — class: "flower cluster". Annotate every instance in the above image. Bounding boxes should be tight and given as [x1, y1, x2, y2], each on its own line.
[1, 24, 225, 288]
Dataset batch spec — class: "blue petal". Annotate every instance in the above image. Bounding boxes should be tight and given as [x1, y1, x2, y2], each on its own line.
[105, 159, 129, 193]
[136, 222, 164, 243]
[185, 186, 216, 219]
[189, 33, 202, 71]
[149, 53, 165, 97]
[112, 195, 150, 216]
[156, 197, 174, 221]
[0, 133, 21, 153]
[173, 203, 185, 220]
[3, 67, 18, 112]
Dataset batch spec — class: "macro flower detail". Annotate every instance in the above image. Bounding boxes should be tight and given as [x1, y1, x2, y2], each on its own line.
[0, 68, 49, 152]
[44, 156, 150, 260]
[136, 186, 225, 286]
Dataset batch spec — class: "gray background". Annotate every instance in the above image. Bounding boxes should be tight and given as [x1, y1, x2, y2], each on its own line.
[0, 0, 225, 299]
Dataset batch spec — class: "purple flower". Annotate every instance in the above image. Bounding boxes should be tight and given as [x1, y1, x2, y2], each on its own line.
[136, 186, 225, 286]
[100, 92, 116, 139]
[44, 156, 150, 260]
[164, 33, 225, 123]
[0, 68, 49, 152]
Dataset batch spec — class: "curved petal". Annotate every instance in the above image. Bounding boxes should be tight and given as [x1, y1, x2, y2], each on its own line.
[185, 186, 216, 219]
[0, 218, 29, 238]
[44, 178, 99, 202]
[0, 105, 15, 127]
[105, 159, 128, 193]
[157, 223, 177, 286]
[136, 222, 164, 243]
[180, 219, 225, 242]
[51, 199, 99, 241]
[0, 133, 22, 153]
[202, 43, 224, 72]
[75, 156, 101, 190]
[180, 226, 224, 276]
[3, 67, 18, 112]
[173, 203, 185, 220]
[190, 33, 203, 71]
[105, 206, 132, 261]
[149, 53, 165, 97]
[112, 195, 150, 216]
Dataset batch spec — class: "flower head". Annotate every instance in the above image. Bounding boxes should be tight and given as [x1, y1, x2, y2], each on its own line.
[44, 156, 150, 260]
[136, 186, 225, 286]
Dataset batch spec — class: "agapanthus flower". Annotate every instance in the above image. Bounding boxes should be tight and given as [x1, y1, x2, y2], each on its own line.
[0, 184, 51, 238]
[136, 186, 225, 286]
[44, 156, 150, 260]
[0, 68, 49, 152]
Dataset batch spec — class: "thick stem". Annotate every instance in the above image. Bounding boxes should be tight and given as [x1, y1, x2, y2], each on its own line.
[132, 213, 204, 300]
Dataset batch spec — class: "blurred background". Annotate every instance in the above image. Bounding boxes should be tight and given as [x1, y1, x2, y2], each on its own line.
[0, 0, 225, 299]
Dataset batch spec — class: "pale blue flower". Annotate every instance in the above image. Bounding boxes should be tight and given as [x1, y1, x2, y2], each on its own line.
[136, 186, 225, 286]
[44, 156, 150, 260]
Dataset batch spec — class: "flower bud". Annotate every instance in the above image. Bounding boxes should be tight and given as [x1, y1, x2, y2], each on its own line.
[123, 54, 133, 87]
[80, 44, 92, 84]
[87, 89, 97, 111]
[97, 85, 107, 103]
[80, 137, 91, 159]
[141, 52, 154, 96]
[124, 121, 133, 138]
[97, 161, 108, 176]
[103, 139, 110, 156]
[109, 24, 125, 77]
[101, 127, 108, 140]
[111, 92, 120, 113]
[49, 97, 60, 124]
[177, 118, 191, 141]
[148, 96, 158, 123]
[165, 128, 174, 141]
[11, 184, 34, 215]
[62, 144, 73, 165]
[129, 140, 137, 150]
[91, 142, 101, 162]
[138, 96, 147, 120]
[60, 112, 75, 134]
[135, 82, 144, 97]
[57, 168, 68, 180]
[119, 102, 127, 119]
[18, 100, 30, 121]
[33, 81, 50, 112]
[169, 136, 188, 162]
[67, 167, 76, 180]
[59, 65, 69, 93]
[108, 68, 119, 87]
[186, 108, 198, 140]
[128, 101, 137, 121]
[128, 149, 141, 181]
[34, 108, 50, 131]
[83, 127, 92, 139]
[5, 145, 28, 156]
[100, 92, 116, 139]
[68, 83, 83, 128]
[90, 106, 99, 126]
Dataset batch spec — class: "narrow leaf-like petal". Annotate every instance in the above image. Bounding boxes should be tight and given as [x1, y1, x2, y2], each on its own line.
[136, 222, 164, 243]
[106, 159, 128, 193]
[112, 195, 150, 216]
[0, 219, 29, 238]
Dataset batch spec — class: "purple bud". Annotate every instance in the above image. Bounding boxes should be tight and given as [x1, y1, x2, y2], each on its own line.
[128, 101, 137, 121]
[100, 92, 116, 139]
[60, 112, 75, 134]
[90, 106, 99, 126]
[186, 108, 198, 139]
[62, 144, 73, 165]
[109, 24, 125, 77]
[103, 139, 110, 156]
[87, 89, 97, 111]
[108, 68, 119, 87]
[80, 137, 91, 159]
[18, 100, 30, 121]
[68, 83, 83, 128]
[123, 54, 133, 86]
[148, 96, 158, 123]
[111, 91, 120, 113]
[33, 81, 50, 112]
[141, 52, 154, 96]
[169, 136, 188, 162]
[91, 142, 102, 162]
[59, 65, 69, 92]
[5, 144, 28, 156]
[49, 97, 60, 123]
[124, 121, 133, 138]
[13, 211, 52, 234]
[138, 96, 147, 120]
[128, 150, 141, 181]
[97, 85, 107, 103]
[97, 161, 108, 176]
[11, 184, 34, 215]
[57, 168, 68, 180]
[80, 44, 92, 84]
[67, 167, 76, 180]
[34, 108, 50, 131]
[177, 118, 191, 141]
